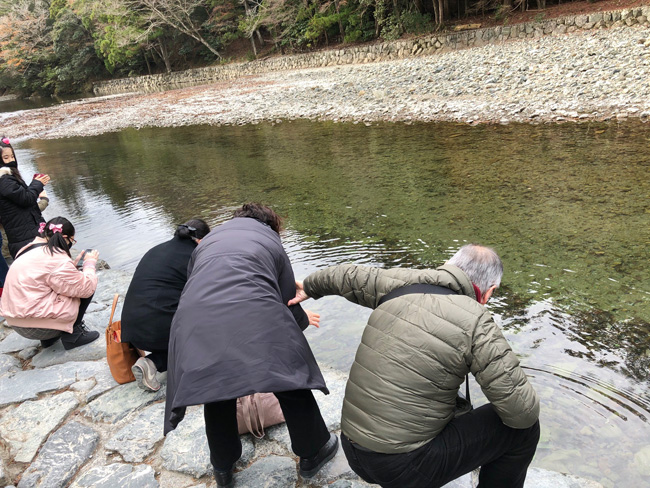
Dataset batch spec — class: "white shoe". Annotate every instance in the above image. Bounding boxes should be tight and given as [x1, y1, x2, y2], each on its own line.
[131, 357, 161, 392]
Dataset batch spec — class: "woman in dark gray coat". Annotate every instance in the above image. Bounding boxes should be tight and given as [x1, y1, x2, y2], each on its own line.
[164, 204, 338, 488]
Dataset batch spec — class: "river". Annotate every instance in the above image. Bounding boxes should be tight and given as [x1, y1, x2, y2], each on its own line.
[10, 119, 650, 486]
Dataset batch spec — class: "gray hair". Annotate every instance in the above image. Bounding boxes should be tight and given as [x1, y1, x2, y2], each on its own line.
[446, 244, 503, 293]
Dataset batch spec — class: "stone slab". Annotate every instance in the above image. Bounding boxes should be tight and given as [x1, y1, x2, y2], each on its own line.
[31, 337, 106, 368]
[525, 468, 603, 488]
[86, 365, 119, 401]
[83, 381, 165, 423]
[71, 463, 158, 488]
[105, 402, 165, 462]
[0, 353, 20, 377]
[161, 406, 254, 477]
[17, 422, 99, 488]
[0, 332, 39, 354]
[0, 391, 79, 463]
[233, 456, 297, 488]
[0, 361, 107, 407]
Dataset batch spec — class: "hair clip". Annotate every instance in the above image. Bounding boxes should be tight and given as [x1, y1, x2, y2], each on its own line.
[1, 137, 9, 145]
[38, 222, 46, 234]
[49, 223, 63, 233]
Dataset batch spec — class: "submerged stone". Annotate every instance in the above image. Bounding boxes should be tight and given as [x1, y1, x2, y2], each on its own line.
[0, 391, 78, 463]
[233, 456, 297, 488]
[105, 403, 165, 462]
[71, 463, 158, 488]
[17, 422, 99, 488]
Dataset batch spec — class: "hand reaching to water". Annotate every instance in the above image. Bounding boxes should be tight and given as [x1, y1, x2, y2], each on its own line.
[306, 310, 321, 328]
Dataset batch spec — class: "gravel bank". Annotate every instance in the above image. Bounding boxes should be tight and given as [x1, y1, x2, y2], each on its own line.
[2, 25, 650, 140]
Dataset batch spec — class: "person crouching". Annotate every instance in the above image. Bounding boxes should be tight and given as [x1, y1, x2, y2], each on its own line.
[0, 216, 100, 350]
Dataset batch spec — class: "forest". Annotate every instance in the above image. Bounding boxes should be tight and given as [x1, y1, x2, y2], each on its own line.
[0, 0, 579, 96]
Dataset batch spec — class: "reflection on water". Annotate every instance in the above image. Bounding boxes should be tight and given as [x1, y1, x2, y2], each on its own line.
[14, 119, 650, 485]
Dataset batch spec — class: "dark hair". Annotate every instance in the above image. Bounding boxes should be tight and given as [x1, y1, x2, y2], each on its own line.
[40, 217, 75, 257]
[0, 137, 25, 185]
[174, 219, 210, 241]
[233, 203, 283, 234]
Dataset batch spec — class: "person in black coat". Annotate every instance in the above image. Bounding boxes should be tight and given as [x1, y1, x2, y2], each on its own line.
[121, 219, 211, 392]
[0, 138, 50, 259]
[164, 203, 339, 488]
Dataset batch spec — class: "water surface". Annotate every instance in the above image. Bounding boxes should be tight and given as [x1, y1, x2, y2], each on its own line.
[15, 119, 650, 486]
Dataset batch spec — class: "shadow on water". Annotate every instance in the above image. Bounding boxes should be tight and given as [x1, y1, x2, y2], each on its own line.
[13, 119, 650, 485]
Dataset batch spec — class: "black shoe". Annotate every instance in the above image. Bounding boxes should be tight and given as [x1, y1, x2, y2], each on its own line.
[214, 466, 234, 488]
[40, 336, 60, 348]
[62, 322, 100, 350]
[299, 433, 339, 478]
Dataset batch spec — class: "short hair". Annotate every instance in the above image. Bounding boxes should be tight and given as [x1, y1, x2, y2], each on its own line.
[233, 203, 283, 234]
[446, 244, 503, 294]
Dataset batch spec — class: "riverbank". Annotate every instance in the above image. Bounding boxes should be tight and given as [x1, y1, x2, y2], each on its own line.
[0, 19, 649, 140]
[0, 270, 605, 488]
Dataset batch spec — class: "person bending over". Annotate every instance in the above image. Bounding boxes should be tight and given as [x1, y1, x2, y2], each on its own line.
[121, 219, 210, 392]
[290, 244, 540, 488]
[164, 203, 338, 488]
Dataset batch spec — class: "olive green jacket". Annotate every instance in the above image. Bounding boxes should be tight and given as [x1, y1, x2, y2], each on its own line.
[304, 264, 539, 454]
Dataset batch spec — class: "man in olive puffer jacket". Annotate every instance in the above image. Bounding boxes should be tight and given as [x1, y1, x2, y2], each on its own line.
[291, 244, 540, 488]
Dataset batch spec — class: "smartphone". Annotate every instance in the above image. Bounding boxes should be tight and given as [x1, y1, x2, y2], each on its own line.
[33, 173, 45, 179]
[76, 249, 94, 269]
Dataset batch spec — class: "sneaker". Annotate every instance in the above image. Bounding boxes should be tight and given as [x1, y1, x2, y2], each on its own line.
[132, 357, 161, 392]
[213, 466, 234, 488]
[61, 322, 100, 350]
[299, 433, 339, 478]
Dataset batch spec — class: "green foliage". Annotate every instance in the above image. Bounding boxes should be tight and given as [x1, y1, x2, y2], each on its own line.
[400, 11, 432, 35]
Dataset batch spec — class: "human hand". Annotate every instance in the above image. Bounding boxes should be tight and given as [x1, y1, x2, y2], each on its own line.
[86, 249, 100, 261]
[35, 174, 51, 185]
[73, 250, 87, 266]
[39, 189, 48, 199]
[288, 280, 310, 306]
[306, 310, 321, 328]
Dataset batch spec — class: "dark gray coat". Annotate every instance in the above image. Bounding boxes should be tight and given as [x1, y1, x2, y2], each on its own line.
[164, 217, 328, 434]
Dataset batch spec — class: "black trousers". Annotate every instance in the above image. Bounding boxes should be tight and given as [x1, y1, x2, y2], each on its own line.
[341, 404, 540, 488]
[204, 389, 330, 470]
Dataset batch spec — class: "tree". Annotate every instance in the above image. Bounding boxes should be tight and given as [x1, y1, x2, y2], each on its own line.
[126, 0, 223, 59]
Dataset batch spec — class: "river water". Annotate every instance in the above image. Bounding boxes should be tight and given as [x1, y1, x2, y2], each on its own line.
[11, 119, 650, 486]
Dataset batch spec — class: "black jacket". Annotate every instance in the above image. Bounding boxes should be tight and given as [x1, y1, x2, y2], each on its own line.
[164, 217, 328, 434]
[0, 168, 45, 258]
[121, 236, 197, 351]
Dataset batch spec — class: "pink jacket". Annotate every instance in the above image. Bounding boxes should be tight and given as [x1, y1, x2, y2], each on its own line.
[0, 239, 98, 333]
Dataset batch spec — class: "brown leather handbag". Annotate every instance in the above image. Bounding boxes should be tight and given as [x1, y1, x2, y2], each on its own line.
[105, 294, 140, 384]
[236, 393, 285, 438]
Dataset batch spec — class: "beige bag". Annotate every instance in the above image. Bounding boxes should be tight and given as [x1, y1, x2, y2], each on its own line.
[236, 393, 285, 438]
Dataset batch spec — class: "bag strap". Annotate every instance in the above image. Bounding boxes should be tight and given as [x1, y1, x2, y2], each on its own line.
[241, 395, 265, 438]
[377, 283, 471, 405]
[15, 242, 46, 260]
[109, 294, 119, 325]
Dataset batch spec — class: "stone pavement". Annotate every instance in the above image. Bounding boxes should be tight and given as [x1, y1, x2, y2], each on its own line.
[0, 270, 604, 487]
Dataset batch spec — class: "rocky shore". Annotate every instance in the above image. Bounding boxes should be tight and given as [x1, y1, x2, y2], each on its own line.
[0, 270, 605, 487]
[1, 21, 650, 141]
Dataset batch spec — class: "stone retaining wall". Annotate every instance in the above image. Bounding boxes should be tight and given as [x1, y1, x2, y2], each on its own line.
[92, 5, 650, 96]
